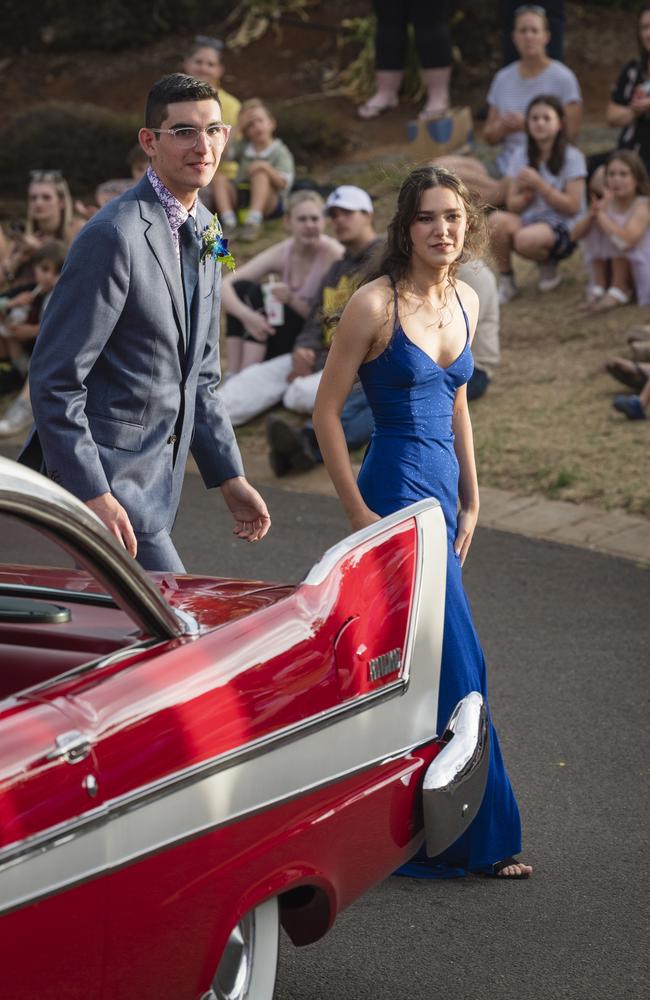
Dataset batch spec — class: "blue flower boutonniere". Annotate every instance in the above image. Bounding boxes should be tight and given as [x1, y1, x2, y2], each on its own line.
[200, 215, 236, 271]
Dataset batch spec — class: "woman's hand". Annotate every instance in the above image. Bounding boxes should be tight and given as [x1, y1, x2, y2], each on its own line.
[454, 507, 479, 566]
[7, 290, 33, 308]
[244, 310, 274, 342]
[268, 281, 291, 304]
[349, 506, 382, 533]
[21, 234, 44, 253]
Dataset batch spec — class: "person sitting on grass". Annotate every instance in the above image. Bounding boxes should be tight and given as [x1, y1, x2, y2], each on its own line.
[571, 150, 650, 311]
[0, 240, 65, 437]
[222, 190, 343, 373]
[436, 5, 581, 208]
[611, 370, 650, 421]
[217, 99, 295, 242]
[218, 185, 382, 479]
[489, 94, 585, 304]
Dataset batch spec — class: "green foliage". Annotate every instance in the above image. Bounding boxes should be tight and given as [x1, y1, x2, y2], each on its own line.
[273, 105, 348, 166]
[332, 16, 423, 103]
[226, 0, 316, 50]
[0, 0, 232, 52]
[0, 103, 140, 197]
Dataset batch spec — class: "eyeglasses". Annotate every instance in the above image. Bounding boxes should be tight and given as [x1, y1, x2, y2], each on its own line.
[514, 5, 548, 19]
[150, 124, 232, 147]
[150, 125, 231, 147]
[29, 170, 63, 182]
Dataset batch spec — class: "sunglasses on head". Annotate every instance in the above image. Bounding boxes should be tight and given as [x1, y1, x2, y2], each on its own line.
[514, 4, 547, 18]
[193, 34, 224, 52]
[29, 170, 64, 182]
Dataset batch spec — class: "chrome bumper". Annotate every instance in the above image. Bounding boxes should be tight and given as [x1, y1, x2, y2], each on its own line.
[422, 692, 490, 857]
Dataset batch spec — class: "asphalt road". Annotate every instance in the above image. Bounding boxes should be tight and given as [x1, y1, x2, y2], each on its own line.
[169, 476, 648, 1000]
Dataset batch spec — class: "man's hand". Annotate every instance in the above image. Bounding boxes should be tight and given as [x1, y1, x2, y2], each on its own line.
[289, 346, 316, 382]
[85, 492, 138, 558]
[220, 477, 271, 542]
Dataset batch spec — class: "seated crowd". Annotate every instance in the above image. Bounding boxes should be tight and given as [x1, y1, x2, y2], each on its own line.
[1, 4, 650, 450]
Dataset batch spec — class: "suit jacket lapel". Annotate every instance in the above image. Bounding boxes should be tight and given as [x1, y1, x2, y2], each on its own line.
[185, 202, 216, 372]
[138, 184, 187, 349]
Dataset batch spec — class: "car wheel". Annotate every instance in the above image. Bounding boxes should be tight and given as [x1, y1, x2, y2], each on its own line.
[211, 897, 279, 1000]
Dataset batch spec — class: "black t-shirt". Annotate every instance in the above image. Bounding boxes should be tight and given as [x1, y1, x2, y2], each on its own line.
[611, 58, 650, 173]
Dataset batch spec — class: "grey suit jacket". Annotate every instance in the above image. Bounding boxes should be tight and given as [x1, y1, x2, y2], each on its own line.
[22, 174, 243, 533]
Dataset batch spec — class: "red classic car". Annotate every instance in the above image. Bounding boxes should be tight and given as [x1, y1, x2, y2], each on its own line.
[0, 457, 488, 1000]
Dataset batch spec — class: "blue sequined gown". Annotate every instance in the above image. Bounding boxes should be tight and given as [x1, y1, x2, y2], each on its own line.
[357, 288, 522, 875]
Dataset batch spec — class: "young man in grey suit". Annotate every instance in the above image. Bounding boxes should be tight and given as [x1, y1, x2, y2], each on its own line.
[22, 74, 270, 572]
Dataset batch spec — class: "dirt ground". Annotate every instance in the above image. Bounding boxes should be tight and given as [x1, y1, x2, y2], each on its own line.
[2, 2, 648, 517]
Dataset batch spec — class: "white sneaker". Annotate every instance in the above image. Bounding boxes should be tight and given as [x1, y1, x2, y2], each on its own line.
[498, 273, 518, 305]
[538, 260, 562, 292]
[0, 397, 33, 437]
[220, 212, 238, 235]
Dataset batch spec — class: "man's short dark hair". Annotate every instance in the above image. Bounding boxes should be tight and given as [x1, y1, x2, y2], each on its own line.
[145, 74, 220, 129]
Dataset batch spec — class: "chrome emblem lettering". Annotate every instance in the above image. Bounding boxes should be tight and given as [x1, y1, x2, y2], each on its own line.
[368, 648, 402, 682]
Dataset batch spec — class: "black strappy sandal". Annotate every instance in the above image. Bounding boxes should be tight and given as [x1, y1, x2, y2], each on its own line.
[473, 856, 531, 879]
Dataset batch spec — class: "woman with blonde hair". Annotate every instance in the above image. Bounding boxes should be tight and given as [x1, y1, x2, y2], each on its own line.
[222, 189, 342, 371]
[0, 171, 74, 394]
[0, 171, 74, 292]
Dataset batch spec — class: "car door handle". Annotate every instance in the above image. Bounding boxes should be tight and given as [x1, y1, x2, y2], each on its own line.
[46, 730, 91, 764]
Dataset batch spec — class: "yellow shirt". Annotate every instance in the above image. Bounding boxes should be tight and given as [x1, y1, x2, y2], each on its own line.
[217, 88, 242, 179]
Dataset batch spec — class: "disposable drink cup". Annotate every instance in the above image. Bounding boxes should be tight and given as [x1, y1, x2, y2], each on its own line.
[262, 278, 284, 327]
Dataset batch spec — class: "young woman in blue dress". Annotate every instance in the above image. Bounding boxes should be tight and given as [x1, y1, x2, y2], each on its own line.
[312, 165, 533, 879]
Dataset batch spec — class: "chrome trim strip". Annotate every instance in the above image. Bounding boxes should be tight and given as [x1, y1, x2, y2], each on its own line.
[0, 676, 408, 873]
[0, 502, 450, 916]
[0, 582, 117, 608]
[303, 498, 441, 586]
[0, 457, 189, 639]
[422, 692, 490, 858]
[173, 606, 200, 636]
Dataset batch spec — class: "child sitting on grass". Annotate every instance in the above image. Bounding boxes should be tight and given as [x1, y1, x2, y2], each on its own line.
[489, 94, 586, 304]
[217, 99, 295, 242]
[571, 151, 650, 310]
[0, 240, 65, 437]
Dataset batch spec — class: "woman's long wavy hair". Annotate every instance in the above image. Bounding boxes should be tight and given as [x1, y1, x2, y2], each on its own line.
[525, 95, 567, 177]
[361, 165, 487, 291]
